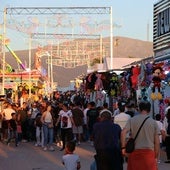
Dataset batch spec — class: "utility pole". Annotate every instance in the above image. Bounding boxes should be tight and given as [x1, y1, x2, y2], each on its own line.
[147, 21, 149, 41]
[2, 8, 7, 95]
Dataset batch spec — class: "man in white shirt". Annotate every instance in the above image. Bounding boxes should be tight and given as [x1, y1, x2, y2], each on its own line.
[114, 104, 130, 129]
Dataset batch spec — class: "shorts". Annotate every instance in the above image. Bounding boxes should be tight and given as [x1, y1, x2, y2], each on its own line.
[72, 125, 83, 134]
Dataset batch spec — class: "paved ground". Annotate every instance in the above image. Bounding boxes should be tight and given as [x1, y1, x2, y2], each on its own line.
[0, 141, 169, 170]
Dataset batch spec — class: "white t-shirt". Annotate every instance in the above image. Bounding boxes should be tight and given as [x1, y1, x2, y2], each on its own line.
[114, 112, 131, 129]
[62, 153, 80, 170]
[83, 108, 89, 125]
[3, 108, 15, 120]
[59, 110, 72, 129]
[156, 120, 165, 143]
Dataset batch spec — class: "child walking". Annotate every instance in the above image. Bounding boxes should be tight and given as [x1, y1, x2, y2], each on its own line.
[62, 141, 81, 170]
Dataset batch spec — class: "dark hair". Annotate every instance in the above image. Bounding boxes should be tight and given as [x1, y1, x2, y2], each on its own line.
[103, 102, 108, 108]
[75, 101, 81, 107]
[89, 101, 96, 107]
[155, 114, 161, 121]
[66, 141, 76, 152]
[138, 101, 151, 113]
[100, 111, 111, 120]
[119, 105, 125, 112]
[63, 103, 69, 108]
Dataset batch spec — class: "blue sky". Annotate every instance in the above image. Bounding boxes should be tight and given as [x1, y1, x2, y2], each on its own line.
[0, 0, 158, 50]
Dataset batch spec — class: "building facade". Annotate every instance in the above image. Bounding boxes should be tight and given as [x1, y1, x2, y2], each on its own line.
[153, 0, 170, 62]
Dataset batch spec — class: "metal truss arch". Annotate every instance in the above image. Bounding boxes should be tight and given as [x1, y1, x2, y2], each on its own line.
[31, 33, 100, 39]
[6, 7, 111, 15]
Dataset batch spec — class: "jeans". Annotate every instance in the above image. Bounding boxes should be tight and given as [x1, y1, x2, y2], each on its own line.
[36, 126, 44, 146]
[42, 124, 53, 147]
[7, 130, 18, 146]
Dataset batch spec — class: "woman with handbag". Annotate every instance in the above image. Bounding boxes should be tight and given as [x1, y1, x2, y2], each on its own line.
[41, 103, 55, 151]
[121, 101, 160, 170]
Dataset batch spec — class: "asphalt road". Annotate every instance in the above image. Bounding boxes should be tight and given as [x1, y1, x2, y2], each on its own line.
[0, 141, 169, 170]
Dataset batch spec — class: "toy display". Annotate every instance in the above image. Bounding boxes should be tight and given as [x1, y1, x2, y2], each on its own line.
[150, 66, 163, 100]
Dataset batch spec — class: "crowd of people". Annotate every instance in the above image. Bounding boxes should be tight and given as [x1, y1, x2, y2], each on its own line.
[0, 91, 170, 170]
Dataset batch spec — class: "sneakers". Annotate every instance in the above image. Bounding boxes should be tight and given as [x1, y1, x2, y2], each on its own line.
[43, 147, 47, 151]
[22, 139, 28, 143]
[34, 143, 38, 147]
[43, 146, 55, 151]
[157, 160, 161, 164]
[49, 146, 55, 151]
[35, 143, 41, 147]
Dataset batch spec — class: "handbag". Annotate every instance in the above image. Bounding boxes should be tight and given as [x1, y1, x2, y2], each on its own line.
[125, 116, 149, 153]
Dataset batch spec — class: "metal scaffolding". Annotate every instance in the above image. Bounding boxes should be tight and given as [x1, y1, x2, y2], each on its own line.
[31, 32, 103, 68]
[31, 33, 101, 39]
[2, 6, 113, 95]
[6, 7, 111, 15]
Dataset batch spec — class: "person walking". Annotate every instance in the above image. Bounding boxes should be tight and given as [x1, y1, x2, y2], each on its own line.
[56, 103, 74, 151]
[62, 141, 81, 170]
[114, 104, 131, 129]
[17, 102, 29, 142]
[41, 104, 55, 151]
[1, 103, 16, 142]
[28, 102, 40, 141]
[71, 102, 84, 145]
[121, 101, 160, 170]
[34, 112, 44, 147]
[92, 110, 123, 170]
[87, 101, 99, 145]
[7, 112, 18, 146]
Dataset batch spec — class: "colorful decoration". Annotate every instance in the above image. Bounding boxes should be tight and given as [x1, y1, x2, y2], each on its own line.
[0, 35, 26, 70]
[108, 72, 119, 97]
[95, 73, 103, 91]
[145, 63, 153, 87]
[130, 65, 140, 89]
[150, 66, 163, 100]
[138, 62, 146, 87]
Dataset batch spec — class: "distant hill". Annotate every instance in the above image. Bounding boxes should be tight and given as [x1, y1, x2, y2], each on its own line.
[109, 36, 153, 58]
[4, 36, 153, 87]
